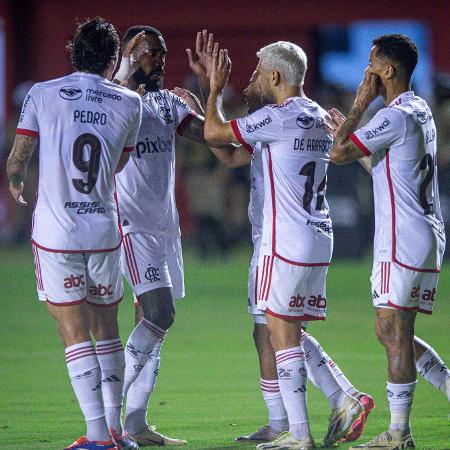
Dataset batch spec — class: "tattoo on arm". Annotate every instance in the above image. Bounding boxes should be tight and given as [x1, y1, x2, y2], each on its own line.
[337, 103, 364, 142]
[6, 135, 38, 186]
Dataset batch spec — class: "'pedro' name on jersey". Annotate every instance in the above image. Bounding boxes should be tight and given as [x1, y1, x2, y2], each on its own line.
[16, 72, 142, 252]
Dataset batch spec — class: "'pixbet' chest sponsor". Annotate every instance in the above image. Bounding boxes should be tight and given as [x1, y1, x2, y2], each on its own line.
[364, 117, 390, 140]
[136, 136, 173, 158]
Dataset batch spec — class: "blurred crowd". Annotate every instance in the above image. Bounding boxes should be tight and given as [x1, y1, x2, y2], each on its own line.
[1, 74, 449, 259]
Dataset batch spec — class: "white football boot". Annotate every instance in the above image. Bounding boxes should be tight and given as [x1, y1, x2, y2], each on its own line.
[235, 425, 286, 442]
[349, 430, 415, 449]
[256, 431, 315, 449]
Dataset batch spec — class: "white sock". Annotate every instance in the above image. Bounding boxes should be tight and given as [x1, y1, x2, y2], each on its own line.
[96, 338, 125, 434]
[125, 340, 163, 434]
[260, 378, 288, 432]
[275, 346, 311, 440]
[123, 319, 166, 397]
[65, 341, 110, 442]
[302, 332, 348, 409]
[387, 381, 416, 433]
[416, 342, 450, 401]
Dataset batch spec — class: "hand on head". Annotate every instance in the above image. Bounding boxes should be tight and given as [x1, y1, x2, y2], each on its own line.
[355, 69, 381, 111]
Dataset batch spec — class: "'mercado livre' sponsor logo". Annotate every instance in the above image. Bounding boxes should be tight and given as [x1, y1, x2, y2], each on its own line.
[59, 86, 83, 100]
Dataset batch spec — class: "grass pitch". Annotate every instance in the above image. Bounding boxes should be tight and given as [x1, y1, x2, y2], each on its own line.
[0, 245, 448, 449]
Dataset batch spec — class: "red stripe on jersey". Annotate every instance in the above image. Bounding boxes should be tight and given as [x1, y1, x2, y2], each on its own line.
[258, 256, 267, 301]
[394, 260, 440, 273]
[387, 300, 419, 312]
[32, 245, 44, 291]
[254, 265, 259, 305]
[176, 112, 197, 135]
[260, 256, 271, 302]
[123, 146, 134, 153]
[126, 235, 141, 283]
[16, 128, 39, 138]
[266, 308, 326, 321]
[380, 262, 384, 294]
[386, 262, 391, 292]
[31, 239, 121, 253]
[274, 252, 330, 267]
[267, 147, 277, 254]
[385, 152, 440, 273]
[230, 119, 254, 154]
[123, 235, 138, 285]
[264, 256, 275, 300]
[46, 298, 86, 306]
[350, 133, 371, 156]
[86, 297, 123, 308]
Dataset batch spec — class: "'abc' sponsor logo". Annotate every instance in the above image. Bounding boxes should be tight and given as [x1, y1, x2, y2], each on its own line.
[89, 284, 113, 296]
[289, 294, 327, 308]
[59, 86, 83, 100]
[64, 274, 85, 289]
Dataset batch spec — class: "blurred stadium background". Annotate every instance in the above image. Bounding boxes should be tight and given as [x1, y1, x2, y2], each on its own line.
[0, 0, 449, 254]
[0, 1, 449, 448]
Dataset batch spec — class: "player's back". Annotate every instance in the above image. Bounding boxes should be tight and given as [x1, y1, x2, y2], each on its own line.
[17, 72, 142, 252]
[231, 96, 333, 264]
[374, 92, 445, 269]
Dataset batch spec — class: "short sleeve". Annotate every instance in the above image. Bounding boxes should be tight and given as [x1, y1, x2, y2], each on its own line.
[350, 107, 406, 156]
[230, 107, 282, 149]
[16, 85, 40, 138]
[171, 93, 198, 135]
[124, 96, 143, 152]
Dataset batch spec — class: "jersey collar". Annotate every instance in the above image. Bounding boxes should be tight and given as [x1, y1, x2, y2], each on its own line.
[389, 90, 414, 106]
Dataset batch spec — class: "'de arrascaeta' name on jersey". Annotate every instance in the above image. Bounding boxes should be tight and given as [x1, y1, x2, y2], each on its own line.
[294, 138, 333, 152]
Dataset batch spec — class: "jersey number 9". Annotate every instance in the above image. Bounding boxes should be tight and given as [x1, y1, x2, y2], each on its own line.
[72, 133, 102, 194]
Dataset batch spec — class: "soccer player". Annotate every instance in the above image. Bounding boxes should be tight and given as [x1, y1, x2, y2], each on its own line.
[204, 42, 364, 449]
[6, 18, 142, 450]
[326, 34, 447, 449]
[112, 25, 235, 446]
[184, 31, 375, 446]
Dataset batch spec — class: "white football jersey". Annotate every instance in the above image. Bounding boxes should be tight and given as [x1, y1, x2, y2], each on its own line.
[232, 96, 333, 265]
[351, 91, 445, 271]
[248, 142, 264, 245]
[17, 72, 142, 252]
[115, 89, 196, 236]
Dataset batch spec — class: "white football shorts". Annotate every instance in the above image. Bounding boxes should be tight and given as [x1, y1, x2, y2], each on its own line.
[32, 245, 123, 306]
[371, 261, 439, 314]
[121, 232, 185, 301]
[255, 253, 328, 321]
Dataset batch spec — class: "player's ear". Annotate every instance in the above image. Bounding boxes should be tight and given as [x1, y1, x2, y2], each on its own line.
[385, 64, 395, 80]
[271, 70, 281, 87]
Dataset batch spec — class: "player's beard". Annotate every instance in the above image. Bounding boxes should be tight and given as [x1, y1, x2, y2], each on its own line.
[132, 67, 164, 92]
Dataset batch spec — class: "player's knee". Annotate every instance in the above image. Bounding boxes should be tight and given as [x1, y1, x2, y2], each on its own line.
[142, 301, 175, 331]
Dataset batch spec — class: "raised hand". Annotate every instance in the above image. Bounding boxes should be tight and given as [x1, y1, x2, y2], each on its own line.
[115, 31, 149, 83]
[210, 47, 231, 93]
[172, 87, 204, 115]
[325, 108, 347, 139]
[186, 30, 215, 79]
